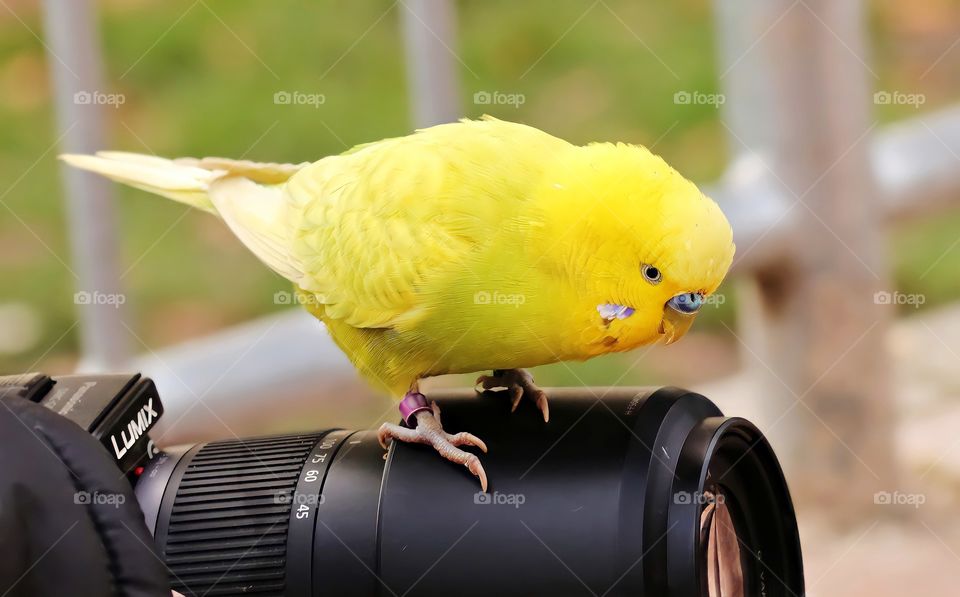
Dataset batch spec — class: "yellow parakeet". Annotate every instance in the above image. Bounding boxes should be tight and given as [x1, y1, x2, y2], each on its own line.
[61, 117, 735, 490]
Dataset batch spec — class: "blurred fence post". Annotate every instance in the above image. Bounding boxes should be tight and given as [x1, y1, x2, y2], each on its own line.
[41, 0, 129, 371]
[715, 0, 896, 522]
[400, 0, 462, 127]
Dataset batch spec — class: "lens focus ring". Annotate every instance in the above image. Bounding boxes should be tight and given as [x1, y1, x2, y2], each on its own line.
[156, 433, 332, 596]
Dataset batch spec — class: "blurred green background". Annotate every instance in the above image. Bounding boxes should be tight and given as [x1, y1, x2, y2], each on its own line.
[0, 0, 958, 380]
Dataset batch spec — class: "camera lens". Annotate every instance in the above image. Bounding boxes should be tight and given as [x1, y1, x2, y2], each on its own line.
[136, 387, 803, 596]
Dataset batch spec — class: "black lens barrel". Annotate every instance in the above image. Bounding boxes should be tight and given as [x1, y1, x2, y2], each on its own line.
[138, 387, 804, 597]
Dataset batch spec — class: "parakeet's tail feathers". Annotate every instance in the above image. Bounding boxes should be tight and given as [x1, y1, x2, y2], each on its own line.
[59, 152, 310, 211]
[59, 151, 223, 213]
[173, 156, 310, 184]
[60, 151, 310, 285]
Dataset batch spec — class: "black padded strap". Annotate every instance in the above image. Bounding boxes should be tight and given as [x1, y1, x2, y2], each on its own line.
[0, 396, 169, 597]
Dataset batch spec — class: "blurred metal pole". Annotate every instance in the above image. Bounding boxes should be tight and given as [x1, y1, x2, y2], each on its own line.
[400, 0, 462, 127]
[41, 0, 129, 371]
[714, 0, 896, 523]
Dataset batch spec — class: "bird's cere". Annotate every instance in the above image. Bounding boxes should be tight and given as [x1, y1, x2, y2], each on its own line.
[597, 303, 635, 322]
[667, 292, 704, 314]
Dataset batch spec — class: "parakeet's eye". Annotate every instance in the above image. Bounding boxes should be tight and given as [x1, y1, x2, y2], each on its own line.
[640, 264, 662, 285]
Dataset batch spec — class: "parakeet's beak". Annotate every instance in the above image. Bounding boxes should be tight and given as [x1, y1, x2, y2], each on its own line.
[659, 292, 704, 344]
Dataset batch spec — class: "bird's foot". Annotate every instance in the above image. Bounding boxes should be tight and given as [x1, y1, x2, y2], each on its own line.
[378, 393, 489, 491]
[475, 368, 550, 422]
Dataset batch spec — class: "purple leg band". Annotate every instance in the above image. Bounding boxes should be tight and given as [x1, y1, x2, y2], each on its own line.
[399, 391, 430, 426]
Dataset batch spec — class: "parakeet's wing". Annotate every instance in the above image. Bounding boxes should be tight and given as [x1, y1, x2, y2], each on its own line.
[63, 119, 570, 331]
[286, 118, 569, 329]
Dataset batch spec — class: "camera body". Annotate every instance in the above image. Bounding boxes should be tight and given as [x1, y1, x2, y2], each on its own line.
[0, 372, 164, 482]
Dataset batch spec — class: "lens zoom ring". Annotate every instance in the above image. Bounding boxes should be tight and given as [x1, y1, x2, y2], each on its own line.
[162, 433, 325, 597]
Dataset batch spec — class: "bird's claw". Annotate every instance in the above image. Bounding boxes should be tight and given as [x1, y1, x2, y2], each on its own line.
[476, 368, 550, 422]
[378, 401, 489, 492]
[464, 453, 488, 493]
[445, 431, 488, 453]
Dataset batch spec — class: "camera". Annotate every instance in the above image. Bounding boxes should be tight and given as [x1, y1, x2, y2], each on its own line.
[0, 372, 164, 481]
[11, 373, 804, 596]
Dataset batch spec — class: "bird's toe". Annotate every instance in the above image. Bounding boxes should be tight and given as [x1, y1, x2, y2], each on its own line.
[445, 431, 488, 453]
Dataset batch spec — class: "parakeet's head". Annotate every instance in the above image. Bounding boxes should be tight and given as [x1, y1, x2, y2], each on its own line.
[536, 141, 735, 355]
